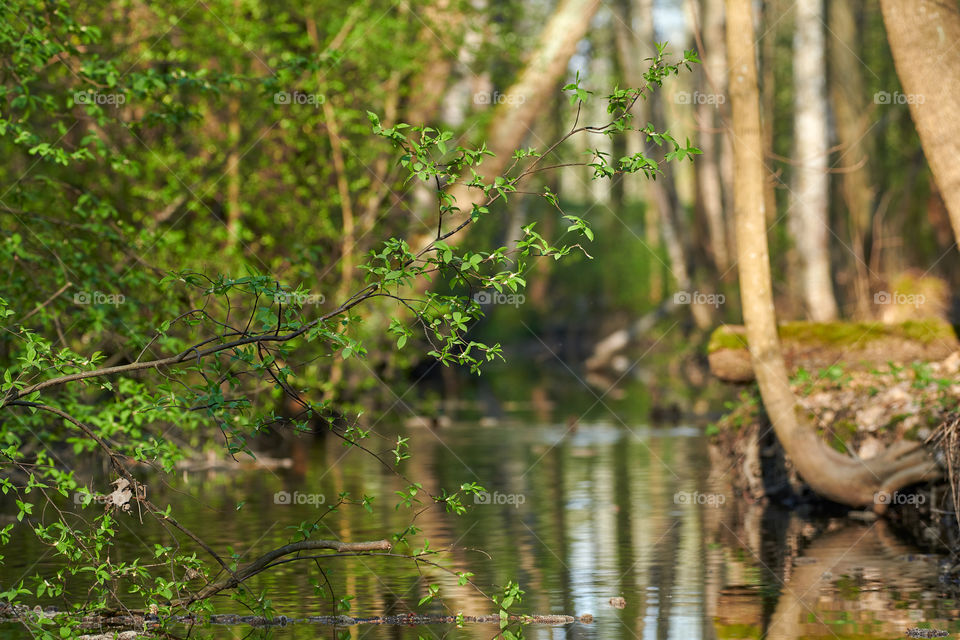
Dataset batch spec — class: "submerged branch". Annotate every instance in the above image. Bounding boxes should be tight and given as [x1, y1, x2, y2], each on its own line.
[174, 539, 392, 605]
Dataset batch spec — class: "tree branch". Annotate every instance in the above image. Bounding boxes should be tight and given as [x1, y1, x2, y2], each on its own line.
[175, 539, 392, 605]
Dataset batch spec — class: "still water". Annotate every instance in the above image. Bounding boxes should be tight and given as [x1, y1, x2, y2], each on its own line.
[2, 370, 957, 639]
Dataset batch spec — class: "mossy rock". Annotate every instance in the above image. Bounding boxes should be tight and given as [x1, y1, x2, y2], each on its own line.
[708, 319, 958, 382]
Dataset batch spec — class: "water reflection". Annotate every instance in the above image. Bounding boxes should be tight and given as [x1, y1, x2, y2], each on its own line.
[1, 379, 957, 639]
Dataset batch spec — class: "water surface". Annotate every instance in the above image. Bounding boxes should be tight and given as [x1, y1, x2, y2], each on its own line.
[2, 372, 956, 639]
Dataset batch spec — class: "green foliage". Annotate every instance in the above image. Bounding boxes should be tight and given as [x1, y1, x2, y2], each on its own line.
[0, 0, 700, 635]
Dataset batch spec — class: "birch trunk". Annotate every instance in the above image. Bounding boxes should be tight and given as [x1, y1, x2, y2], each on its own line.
[789, 0, 839, 321]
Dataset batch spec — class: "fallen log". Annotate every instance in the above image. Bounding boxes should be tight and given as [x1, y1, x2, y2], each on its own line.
[585, 299, 678, 371]
[708, 319, 958, 382]
[1, 607, 590, 630]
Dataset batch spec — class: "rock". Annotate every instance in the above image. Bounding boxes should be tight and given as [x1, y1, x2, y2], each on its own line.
[855, 405, 887, 432]
[856, 437, 884, 459]
[708, 320, 958, 382]
[939, 351, 960, 375]
[881, 384, 912, 408]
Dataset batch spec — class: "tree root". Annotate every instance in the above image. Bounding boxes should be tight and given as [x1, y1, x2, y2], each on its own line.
[874, 458, 943, 515]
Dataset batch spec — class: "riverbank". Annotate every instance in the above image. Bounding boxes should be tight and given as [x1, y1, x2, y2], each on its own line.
[708, 349, 960, 551]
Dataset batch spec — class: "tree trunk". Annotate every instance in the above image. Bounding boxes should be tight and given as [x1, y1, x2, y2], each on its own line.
[629, 0, 664, 302]
[829, 0, 874, 319]
[306, 17, 359, 390]
[789, 0, 839, 321]
[759, 0, 779, 230]
[612, 0, 649, 206]
[726, 0, 939, 510]
[689, 0, 731, 273]
[587, 34, 613, 206]
[225, 97, 241, 248]
[880, 0, 960, 248]
[411, 0, 602, 252]
[641, 4, 712, 329]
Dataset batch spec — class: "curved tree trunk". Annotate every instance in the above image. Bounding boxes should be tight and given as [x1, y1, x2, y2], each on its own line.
[725, 0, 939, 510]
[789, 0, 839, 321]
[765, 523, 915, 639]
[880, 0, 960, 248]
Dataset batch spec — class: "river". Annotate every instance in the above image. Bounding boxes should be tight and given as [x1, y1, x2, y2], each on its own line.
[1, 368, 956, 639]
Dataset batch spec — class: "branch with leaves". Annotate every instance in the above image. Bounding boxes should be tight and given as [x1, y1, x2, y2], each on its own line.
[0, 36, 700, 638]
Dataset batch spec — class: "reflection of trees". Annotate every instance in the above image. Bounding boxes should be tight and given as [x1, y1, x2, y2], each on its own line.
[403, 433, 510, 615]
[239, 417, 951, 639]
[705, 501, 946, 640]
[765, 522, 938, 639]
[610, 432, 706, 639]
[164, 419, 951, 640]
